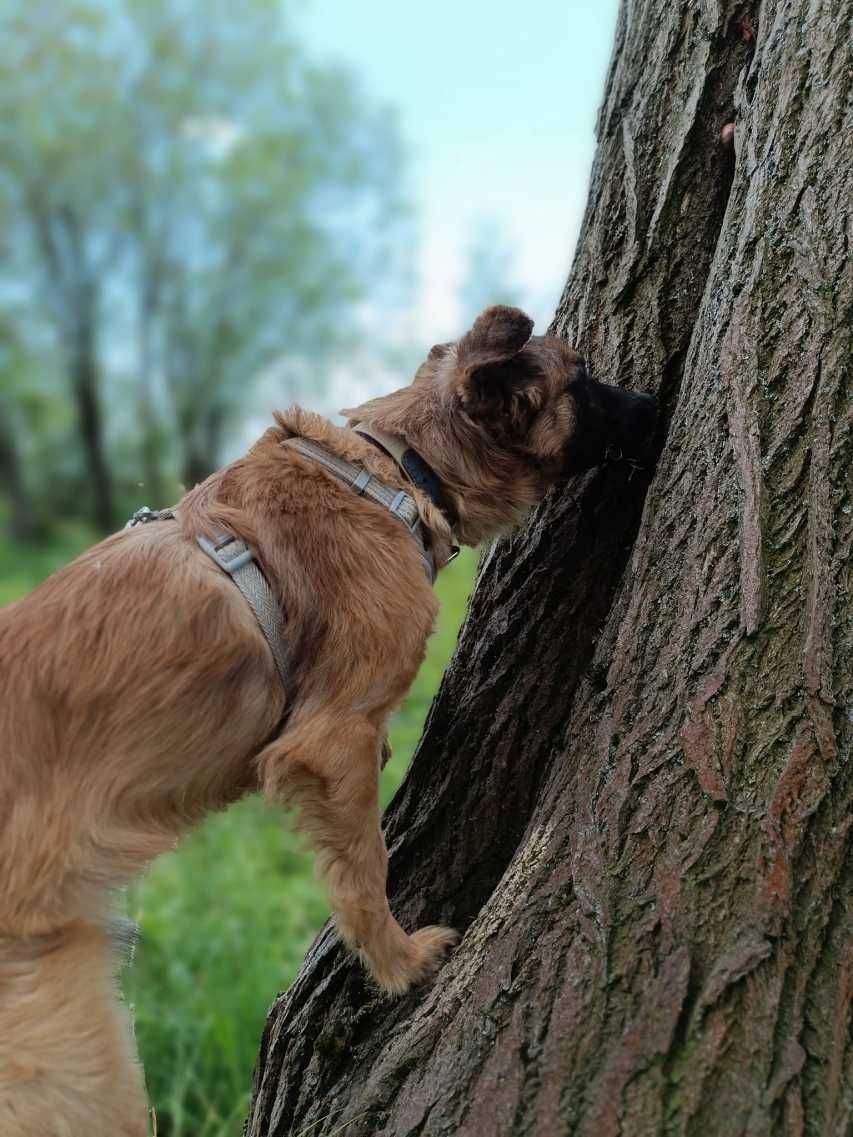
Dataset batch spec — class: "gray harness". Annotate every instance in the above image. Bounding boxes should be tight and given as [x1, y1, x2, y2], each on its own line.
[126, 438, 435, 689]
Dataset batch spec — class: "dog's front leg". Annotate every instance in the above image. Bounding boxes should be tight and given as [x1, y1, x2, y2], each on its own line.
[258, 710, 457, 994]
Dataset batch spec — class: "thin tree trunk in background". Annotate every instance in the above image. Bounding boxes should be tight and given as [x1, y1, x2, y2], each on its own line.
[69, 300, 113, 533]
[246, 1, 852, 1134]
[24, 197, 116, 533]
[180, 398, 225, 489]
[137, 281, 166, 507]
[181, 436, 215, 492]
[0, 394, 35, 540]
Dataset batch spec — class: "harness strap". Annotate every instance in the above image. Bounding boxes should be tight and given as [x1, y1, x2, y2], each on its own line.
[126, 507, 290, 687]
[286, 437, 436, 582]
[353, 421, 459, 531]
[196, 531, 290, 686]
[125, 431, 439, 693]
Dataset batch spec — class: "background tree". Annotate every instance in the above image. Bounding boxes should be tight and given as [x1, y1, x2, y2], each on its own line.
[0, 0, 409, 530]
[245, 1, 852, 1135]
[0, 0, 127, 531]
[0, 390, 34, 543]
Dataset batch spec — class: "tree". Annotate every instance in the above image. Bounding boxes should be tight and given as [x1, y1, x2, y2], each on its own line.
[0, 392, 34, 541]
[0, 0, 409, 528]
[245, 1, 852, 1135]
[0, 0, 126, 531]
[120, 0, 411, 489]
[0, 318, 36, 540]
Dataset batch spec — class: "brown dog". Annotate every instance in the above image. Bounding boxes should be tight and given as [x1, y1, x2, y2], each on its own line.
[0, 306, 655, 1135]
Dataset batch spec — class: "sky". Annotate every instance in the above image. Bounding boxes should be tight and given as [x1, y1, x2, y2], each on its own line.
[299, 0, 620, 341]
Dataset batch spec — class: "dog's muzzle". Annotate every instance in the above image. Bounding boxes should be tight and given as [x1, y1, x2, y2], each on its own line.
[564, 370, 658, 474]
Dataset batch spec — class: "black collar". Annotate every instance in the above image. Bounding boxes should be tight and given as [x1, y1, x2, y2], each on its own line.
[353, 425, 460, 559]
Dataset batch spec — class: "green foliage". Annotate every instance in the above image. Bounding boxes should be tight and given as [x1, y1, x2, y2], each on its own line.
[0, 0, 411, 526]
[0, 523, 94, 605]
[0, 537, 476, 1136]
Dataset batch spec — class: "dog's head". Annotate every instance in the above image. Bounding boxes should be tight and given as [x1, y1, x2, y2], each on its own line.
[344, 305, 657, 545]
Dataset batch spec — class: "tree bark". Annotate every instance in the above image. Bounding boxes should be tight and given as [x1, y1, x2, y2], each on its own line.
[246, 1, 852, 1134]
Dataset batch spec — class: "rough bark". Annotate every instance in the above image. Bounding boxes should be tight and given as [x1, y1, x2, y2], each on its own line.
[246, 1, 852, 1134]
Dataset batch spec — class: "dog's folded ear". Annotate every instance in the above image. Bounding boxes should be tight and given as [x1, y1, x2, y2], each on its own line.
[453, 305, 538, 422]
[457, 305, 533, 370]
[427, 341, 453, 360]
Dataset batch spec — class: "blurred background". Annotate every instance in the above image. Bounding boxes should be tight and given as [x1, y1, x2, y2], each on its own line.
[0, 1, 616, 1132]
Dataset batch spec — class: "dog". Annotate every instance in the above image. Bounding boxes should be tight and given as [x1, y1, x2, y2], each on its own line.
[0, 305, 656, 1135]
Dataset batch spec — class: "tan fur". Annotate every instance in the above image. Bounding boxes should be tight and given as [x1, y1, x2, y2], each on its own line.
[0, 307, 606, 1135]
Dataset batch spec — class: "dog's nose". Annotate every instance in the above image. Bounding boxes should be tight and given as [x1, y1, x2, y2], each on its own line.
[563, 374, 658, 475]
[595, 385, 658, 462]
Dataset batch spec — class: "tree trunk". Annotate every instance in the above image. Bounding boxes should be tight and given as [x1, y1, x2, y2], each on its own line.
[246, 1, 852, 1134]
[137, 281, 166, 508]
[180, 403, 225, 489]
[23, 197, 116, 532]
[69, 286, 114, 533]
[0, 394, 36, 541]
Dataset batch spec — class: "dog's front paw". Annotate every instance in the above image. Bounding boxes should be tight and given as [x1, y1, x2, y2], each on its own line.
[363, 923, 459, 995]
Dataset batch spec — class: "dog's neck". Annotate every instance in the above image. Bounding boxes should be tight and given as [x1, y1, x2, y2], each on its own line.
[352, 422, 459, 537]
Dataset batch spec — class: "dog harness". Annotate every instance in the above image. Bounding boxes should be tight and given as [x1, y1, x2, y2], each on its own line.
[126, 435, 443, 689]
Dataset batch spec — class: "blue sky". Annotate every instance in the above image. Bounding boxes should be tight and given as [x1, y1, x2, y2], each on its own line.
[300, 0, 619, 339]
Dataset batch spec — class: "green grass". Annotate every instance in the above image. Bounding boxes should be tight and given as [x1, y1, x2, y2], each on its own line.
[1, 528, 476, 1136]
[0, 523, 95, 605]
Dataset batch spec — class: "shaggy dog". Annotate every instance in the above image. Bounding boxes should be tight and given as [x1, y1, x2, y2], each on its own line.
[0, 306, 655, 1135]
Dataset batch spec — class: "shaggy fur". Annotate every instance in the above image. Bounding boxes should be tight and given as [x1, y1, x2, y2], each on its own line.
[0, 306, 652, 1135]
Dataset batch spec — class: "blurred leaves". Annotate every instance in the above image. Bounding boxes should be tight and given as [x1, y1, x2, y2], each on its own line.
[0, 0, 412, 530]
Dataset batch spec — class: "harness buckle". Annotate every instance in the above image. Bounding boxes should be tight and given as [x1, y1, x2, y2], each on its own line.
[389, 490, 419, 530]
[125, 506, 176, 529]
[197, 535, 253, 575]
[351, 470, 371, 495]
[126, 506, 158, 528]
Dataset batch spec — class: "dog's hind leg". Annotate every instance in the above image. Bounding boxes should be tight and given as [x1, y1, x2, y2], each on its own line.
[259, 710, 457, 994]
[0, 920, 149, 1137]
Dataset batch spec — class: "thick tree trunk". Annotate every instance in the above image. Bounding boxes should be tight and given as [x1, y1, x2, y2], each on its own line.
[246, 1, 852, 1134]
